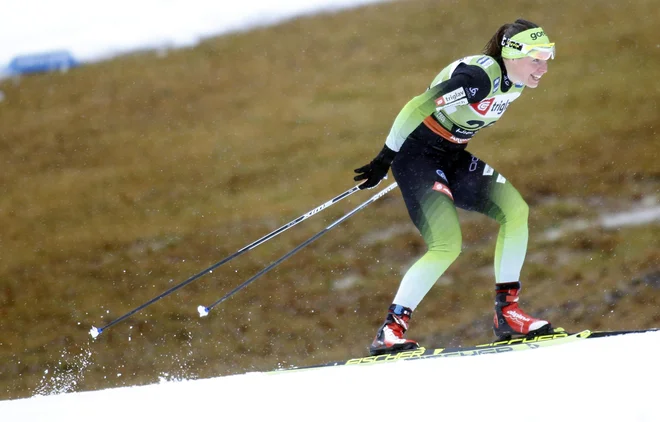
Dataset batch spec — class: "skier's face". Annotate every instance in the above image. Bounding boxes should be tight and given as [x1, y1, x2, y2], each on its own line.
[504, 56, 549, 89]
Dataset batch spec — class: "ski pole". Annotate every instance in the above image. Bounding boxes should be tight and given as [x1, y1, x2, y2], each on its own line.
[198, 182, 398, 317]
[89, 184, 362, 339]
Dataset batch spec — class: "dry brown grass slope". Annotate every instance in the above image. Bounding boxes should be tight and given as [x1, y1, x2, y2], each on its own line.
[0, 0, 658, 399]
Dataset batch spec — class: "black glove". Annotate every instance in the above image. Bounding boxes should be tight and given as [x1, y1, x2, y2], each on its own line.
[353, 144, 397, 190]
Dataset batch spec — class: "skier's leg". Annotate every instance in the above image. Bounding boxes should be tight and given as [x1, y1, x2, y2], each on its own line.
[370, 130, 462, 355]
[391, 189, 462, 309]
[480, 170, 529, 283]
[370, 184, 461, 355]
[450, 151, 551, 339]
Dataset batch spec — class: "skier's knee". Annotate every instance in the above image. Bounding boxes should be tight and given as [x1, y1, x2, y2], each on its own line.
[511, 200, 529, 225]
[498, 198, 529, 226]
[428, 240, 462, 263]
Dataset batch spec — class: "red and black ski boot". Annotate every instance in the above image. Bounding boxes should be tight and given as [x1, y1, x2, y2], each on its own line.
[369, 304, 420, 356]
[493, 282, 552, 340]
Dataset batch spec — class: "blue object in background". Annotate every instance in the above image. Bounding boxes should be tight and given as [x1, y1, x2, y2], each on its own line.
[7, 50, 79, 75]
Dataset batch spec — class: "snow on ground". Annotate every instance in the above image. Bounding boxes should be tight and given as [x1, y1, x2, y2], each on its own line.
[0, 0, 388, 71]
[2, 331, 658, 421]
[544, 201, 660, 241]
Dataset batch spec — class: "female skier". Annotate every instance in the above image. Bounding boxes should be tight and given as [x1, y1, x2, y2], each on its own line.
[353, 19, 557, 356]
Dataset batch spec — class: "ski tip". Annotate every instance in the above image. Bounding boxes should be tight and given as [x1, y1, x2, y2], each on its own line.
[89, 326, 102, 339]
[197, 305, 209, 317]
[577, 329, 592, 338]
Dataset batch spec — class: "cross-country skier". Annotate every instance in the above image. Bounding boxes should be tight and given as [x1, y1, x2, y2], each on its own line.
[353, 19, 557, 356]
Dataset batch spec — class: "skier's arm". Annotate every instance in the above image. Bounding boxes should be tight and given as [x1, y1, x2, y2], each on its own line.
[354, 65, 490, 189]
[385, 65, 490, 152]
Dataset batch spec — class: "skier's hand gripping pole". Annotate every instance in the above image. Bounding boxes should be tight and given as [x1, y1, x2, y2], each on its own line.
[353, 144, 396, 190]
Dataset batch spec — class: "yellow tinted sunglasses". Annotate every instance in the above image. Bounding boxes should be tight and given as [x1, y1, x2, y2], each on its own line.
[505, 40, 555, 60]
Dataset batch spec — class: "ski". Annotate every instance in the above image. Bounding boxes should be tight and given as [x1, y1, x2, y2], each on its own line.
[273, 328, 658, 373]
[587, 328, 659, 339]
[318, 329, 587, 368]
